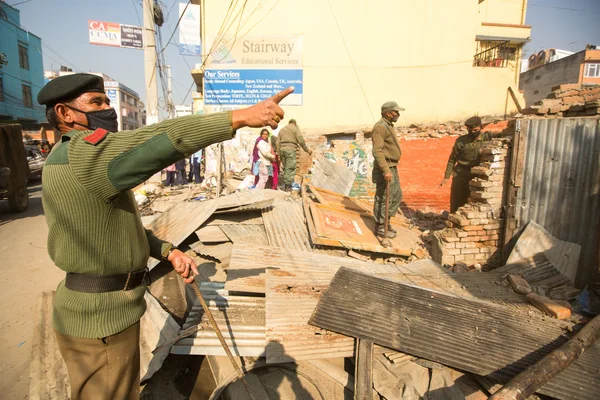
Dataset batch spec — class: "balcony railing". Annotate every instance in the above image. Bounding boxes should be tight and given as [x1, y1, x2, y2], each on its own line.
[473, 40, 515, 68]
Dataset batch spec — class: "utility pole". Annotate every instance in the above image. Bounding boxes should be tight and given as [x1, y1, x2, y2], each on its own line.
[143, 0, 159, 125]
[166, 65, 175, 119]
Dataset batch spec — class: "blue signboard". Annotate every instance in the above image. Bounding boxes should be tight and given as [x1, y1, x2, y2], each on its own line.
[106, 89, 117, 104]
[204, 69, 303, 106]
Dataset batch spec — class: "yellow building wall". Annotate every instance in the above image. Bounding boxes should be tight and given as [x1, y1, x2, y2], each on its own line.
[203, 0, 528, 129]
[477, 0, 526, 25]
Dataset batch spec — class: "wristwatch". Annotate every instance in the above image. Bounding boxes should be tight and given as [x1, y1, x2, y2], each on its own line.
[162, 245, 178, 262]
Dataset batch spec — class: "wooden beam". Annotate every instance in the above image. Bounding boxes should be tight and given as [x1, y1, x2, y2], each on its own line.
[489, 314, 600, 400]
[354, 339, 374, 400]
[508, 86, 523, 113]
[309, 267, 600, 400]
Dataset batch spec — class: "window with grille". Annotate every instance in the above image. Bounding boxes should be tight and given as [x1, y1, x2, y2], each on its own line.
[585, 63, 600, 78]
[22, 84, 32, 108]
[18, 44, 29, 70]
[474, 40, 516, 68]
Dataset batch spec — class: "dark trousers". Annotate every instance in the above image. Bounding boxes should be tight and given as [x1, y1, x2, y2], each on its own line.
[176, 170, 187, 185]
[55, 322, 140, 400]
[165, 171, 176, 187]
[450, 172, 472, 213]
[192, 158, 202, 183]
[372, 167, 402, 225]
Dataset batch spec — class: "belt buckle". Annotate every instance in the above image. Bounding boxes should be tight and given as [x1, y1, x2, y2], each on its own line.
[123, 267, 150, 291]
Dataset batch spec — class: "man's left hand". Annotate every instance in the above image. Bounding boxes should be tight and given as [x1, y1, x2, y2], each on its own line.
[168, 249, 199, 284]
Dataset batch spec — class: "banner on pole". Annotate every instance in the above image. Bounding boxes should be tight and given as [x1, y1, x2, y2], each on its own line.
[178, 3, 201, 56]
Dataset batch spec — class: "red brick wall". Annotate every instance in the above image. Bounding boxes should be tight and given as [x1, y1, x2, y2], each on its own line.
[398, 136, 456, 213]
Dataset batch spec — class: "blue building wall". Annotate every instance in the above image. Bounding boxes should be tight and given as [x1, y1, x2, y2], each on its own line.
[0, 2, 45, 123]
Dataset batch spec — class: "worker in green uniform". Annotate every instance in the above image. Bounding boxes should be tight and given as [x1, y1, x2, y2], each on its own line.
[440, 116, 491, 213]
[372, 101, 405, 239]
[276, 119, 312, 191]
[37, 73, 293, 399]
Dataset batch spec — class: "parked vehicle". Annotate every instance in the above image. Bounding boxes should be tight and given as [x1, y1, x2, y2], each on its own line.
[25, 145, 45, 178]
[0, 125, 29, 212]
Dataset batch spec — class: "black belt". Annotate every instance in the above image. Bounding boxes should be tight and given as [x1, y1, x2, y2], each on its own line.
[65, 268, 151, 293]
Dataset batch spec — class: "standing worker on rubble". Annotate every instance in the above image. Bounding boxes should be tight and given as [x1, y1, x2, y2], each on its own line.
[37, 73, 293, 400]
[276, 118, 312, 191]
[371, 101, 405, 239]
[440, 116, 491, 213]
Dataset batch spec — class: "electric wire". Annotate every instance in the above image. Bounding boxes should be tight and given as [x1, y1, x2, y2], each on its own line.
[326, 0, 375, 123]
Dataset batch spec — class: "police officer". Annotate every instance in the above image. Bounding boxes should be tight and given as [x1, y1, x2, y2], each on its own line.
[440, 116, 491, 213]
[37, 73, 292, 399]
[372, 101, 404, 239]
[276, 118, 312, 191]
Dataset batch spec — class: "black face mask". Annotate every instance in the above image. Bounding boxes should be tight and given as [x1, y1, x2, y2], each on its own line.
[67, 105, 119, 132]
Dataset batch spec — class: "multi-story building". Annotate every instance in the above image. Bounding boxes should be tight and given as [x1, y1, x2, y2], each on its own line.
[199, 0, 531, 129]
[520, 44, 600, 106]
[0, 1, 45, 123]
[46, 70, 143, 131]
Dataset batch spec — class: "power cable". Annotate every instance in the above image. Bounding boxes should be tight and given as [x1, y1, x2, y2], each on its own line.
[326, 0, 375, 123]
[157, 0, 191, 56]
[131, 0, 142, 25]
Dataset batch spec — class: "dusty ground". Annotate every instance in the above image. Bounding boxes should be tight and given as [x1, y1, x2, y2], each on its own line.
[0, 181, 63, 399]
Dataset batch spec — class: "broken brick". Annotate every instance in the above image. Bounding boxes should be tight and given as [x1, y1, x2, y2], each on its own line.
[526, 293, 571, 320]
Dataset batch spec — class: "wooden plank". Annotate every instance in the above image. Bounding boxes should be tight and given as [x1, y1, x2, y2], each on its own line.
[308, 202, 418, 257]
[508, 86, 523, 113]
[354, 339, 374, 400]
[195, 225, 230, 243]
[308, 267, 600, 400]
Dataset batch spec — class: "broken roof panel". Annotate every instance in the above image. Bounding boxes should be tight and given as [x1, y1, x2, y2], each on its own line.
[309, 267, 600, 400]
[219, 225, 269, 246]
[145, 200, 218, 269]
[261, 198, 317, 253]
[225, 242, 421, 294]
[506, 220, 581, 284]
[310, 157, 356, 196]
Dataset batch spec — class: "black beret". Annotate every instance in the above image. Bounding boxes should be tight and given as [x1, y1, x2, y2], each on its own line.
[37, 73, 105, 106]
[465, 116, 482, 127]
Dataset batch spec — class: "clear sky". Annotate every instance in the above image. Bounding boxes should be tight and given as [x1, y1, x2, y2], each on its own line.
[10, 0, 600, 115]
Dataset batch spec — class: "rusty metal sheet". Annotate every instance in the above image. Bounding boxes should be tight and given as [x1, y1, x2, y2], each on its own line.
[214, 189, 288, 210]
[308, 201, 420, 257]
[517, 117, 600, 287]
[309, 267, 600, 400]
[171, 282, 266, 357]
[506, 220, 581, 284]
[196, 225, 230, 243]
[145, 200, 217, 269]
[261, 198, 315, 252]
[220, 225, 269, 245]
[205, 211, 263, 226]
[266, 270, 355, 363]
[225, 242, 424, 294]
[214, 198, 274, 214]
[310, 157, 356, 196]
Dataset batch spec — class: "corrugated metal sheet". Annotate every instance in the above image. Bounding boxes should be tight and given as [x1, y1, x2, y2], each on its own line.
[145, 200, 217, 269]
[517, 118, 600, 287]
[140, 291, 181, 381]
[225, 242, 429, 294]
[261, 198, 316, 252]
[205, 211, 263, 226]
[171, 283, 266, 357]
[220, 224, 269, 245]
[309, 267, 600, 400]
[310, 157, 356, 196]
[506, 220, 581, 283]
[214, 199, 274, 214]
[214, 189, 288, 210]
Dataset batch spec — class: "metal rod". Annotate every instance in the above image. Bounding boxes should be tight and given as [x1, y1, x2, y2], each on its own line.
[189, 278, 255, 400]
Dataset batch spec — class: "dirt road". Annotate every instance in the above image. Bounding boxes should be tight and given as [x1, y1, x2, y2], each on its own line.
[0, 182, 63, 399]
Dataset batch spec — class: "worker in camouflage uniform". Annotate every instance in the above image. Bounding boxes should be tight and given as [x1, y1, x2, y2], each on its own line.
[37, 73, 292, 399]
[440, 116, 491, 213]
[276, 119, 312, 191]
[372, 101, 405, 239]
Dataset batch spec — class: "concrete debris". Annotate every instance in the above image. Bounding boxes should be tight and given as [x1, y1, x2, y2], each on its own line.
[522, 84, 600, 117]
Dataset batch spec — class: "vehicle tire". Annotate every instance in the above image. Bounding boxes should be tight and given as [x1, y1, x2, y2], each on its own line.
[8, 186, 28, 212]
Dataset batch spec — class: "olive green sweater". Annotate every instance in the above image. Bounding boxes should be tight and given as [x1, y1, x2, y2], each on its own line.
[42, 112, 233, 338]
[372, 118, 401, 174]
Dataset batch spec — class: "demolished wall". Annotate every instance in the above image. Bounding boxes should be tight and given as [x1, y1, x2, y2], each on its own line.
[523, 83, 600, 117]
[429, 139, 511, 269]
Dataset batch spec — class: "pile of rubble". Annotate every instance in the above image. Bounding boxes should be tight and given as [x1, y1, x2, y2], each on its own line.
[523, 83, 600, 117]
